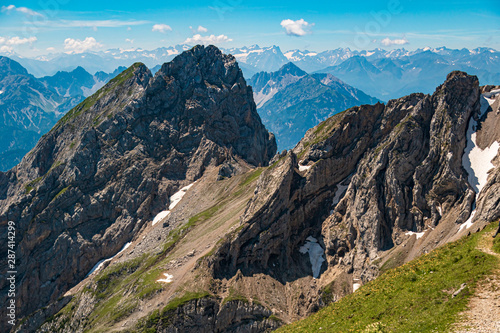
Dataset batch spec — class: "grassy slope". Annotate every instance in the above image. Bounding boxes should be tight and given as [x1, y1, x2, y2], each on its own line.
[278, 222, 500, 333]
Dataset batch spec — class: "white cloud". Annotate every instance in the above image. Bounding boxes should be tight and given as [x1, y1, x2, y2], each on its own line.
[46, 47, 56, 52]
[1, 4, 43, 17]
[190, 26, 208, 33]
[381, 37, 409, 46]
[5, 36, 37, 45]
[0, 36, 37, 53]
[64, 37, 102, 54]
[0, 45, 13, 53]
[0, 36, 37, 46]
[280, 19, 314, 37]
[125, 38, 134, 44]
[184, 34, 232, 45]
[152, 24, 172, 33]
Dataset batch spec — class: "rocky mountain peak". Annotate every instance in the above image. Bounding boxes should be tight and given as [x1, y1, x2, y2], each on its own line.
[0, 45, 275, 329]
[440, 70, 479, 94]
[157, 45, 241, 87]
[0, 56, 29, 77]
[278, 62, 307, 76]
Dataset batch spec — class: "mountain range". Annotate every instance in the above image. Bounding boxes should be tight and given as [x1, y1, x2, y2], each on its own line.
[2, 45, 499, 332]
[249, 62, 379, 150]
[0, 54, 378, 169]
[0, 57, 125, 171]
[4, 45, 499, 101]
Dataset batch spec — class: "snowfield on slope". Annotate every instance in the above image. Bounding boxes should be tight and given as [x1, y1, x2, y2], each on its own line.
[460, 90, 500, 231]
[152, 182, 195, 226]
[462, 93, 499, 193]
[86, 242, 131, 276]
[299, 236, 325, 278]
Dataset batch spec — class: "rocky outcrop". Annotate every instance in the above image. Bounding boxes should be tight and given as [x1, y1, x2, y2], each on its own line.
[211, 71, 489, 311]
[135, 298, 279, 333]
[0, 45, 276, 331]
[39, 294, 280, 333]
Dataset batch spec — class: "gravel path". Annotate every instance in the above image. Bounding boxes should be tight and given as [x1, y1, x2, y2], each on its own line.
[453, 229, 500, 333]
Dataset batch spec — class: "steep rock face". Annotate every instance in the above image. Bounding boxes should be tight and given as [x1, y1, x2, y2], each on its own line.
[0, 45, 276, 330]
[321, 71, 478, 278]
[211, 72, 485, 312]
[474, 85, 500, 225]
[144, 298, 280, 333]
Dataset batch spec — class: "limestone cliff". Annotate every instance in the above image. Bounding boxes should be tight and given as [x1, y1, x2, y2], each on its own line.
[210, 71, 499, 320]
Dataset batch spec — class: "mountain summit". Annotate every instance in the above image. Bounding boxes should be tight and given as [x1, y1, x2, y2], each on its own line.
[0, 45, 276, 330]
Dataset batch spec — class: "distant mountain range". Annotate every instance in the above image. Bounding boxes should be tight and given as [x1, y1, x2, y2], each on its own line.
[315, 51, 500, 100]
[0, 57, 124, 170]
[4, 45, 192, 77]
[249, 63, 379, 150]
[4, 45, 499, 101]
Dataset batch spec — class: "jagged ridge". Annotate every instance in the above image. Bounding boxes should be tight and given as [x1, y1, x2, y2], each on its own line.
[0, 45, 276, 331]
[209, 71, 499, 321]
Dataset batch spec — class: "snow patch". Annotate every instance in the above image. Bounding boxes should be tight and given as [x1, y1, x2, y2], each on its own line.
[157, 273, 174, 283]
[299, 236, 325, 278]
[169, 182, 195, 210]
[483, 89, 500, 99]
[459, 209, 476, 232]
[332, 181, 349, 206]
[284, 51, 295, 60]
[86, 242, 131, 277]
[405, 230, 426, 239]
[298, 164, 311, 172]
[462, 95, 500, 193]
[152, 210, 171, 226]
[353, 283, 361, 292]
[437, 206, 442, 216]
[152, 182, 195, 226]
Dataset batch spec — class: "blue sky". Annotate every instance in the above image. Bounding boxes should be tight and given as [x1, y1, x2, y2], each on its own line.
[0, 0, 498, 56]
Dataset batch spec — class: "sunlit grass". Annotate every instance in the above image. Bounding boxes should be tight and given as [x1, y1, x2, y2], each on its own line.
[278, 222, 499, 333]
